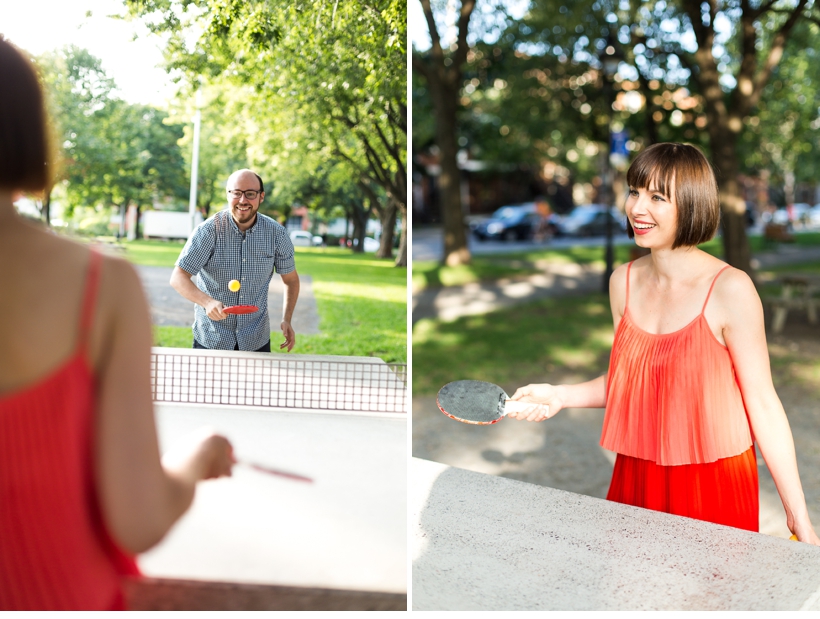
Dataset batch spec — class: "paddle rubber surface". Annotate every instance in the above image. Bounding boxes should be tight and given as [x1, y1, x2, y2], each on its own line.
[437, 379, 508, 425]
[224, 304, 259, 315]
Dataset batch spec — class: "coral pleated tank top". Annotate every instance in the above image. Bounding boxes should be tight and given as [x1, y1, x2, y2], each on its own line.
[0, 250, 138, 610]
[600, 262, 753, 466]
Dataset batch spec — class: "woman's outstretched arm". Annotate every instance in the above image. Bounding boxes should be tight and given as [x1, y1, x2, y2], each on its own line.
[508, 376, 607, 421]
[92, 254, 234, 554]
[717, 268, 819, 544]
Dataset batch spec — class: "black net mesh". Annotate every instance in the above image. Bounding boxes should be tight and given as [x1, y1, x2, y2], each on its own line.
[150, 349, 407, 414]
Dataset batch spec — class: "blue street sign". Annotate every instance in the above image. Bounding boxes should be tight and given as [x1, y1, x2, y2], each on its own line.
[611, 130, 629, 156]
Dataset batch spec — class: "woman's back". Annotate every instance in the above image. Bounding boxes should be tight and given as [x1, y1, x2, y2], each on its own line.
[0, 219, 138, 609]
[0, 222, 92, 392]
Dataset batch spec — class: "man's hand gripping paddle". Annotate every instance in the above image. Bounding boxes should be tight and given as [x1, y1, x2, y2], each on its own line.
[436, 379, 549, 425]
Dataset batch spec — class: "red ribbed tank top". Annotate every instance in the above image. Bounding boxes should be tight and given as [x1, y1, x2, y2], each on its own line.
[0, 250, 138, 610]
[600, 262, 753, 466]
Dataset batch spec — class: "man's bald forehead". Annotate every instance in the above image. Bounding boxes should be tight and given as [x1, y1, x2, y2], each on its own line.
[227, 169, 263, 191]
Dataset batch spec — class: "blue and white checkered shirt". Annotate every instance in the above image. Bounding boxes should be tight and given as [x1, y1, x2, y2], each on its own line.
[176, 209, 295, 350]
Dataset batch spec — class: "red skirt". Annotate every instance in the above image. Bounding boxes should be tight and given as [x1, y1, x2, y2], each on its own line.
[606, 446, 759, 532]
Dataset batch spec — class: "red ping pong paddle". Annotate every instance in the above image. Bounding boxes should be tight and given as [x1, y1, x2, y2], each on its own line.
[224, 305, 259, 315]
[437, 379, 549, 425]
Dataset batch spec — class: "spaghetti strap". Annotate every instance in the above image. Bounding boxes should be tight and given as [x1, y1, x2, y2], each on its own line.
[624, 261, 634, 312]
[701, 265, 731, 313]
[78, 248, 103, 357]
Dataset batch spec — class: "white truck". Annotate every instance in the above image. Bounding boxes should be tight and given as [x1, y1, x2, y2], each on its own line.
[142, 211, 204, 240]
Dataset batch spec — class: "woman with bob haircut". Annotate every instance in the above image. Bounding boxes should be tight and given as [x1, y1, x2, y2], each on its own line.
[0, 38, 235, 610]
[508, 142, 819, 543]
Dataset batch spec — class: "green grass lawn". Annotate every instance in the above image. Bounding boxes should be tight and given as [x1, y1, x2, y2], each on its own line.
[412, 293, 614, 395]
[115, 240, 407, 363]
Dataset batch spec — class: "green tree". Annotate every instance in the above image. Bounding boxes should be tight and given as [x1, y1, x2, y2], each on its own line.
[38, 46, 189, 234]
[737, 21, 820, 205]
[125, 0, 407, 266]
[38, 46, 118, 223]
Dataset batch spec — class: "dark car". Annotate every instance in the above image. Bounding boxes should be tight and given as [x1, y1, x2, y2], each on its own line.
[472, 204, 541, 241]
[557, 205, 626, 237]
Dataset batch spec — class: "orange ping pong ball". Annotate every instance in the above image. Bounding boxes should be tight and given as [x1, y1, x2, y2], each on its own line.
[229, 279, 241, 292]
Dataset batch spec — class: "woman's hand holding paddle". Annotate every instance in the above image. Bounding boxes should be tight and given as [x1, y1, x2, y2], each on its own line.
[161, 428, 235, 484]
[509, 375, 608, 422]
[508, 384, 565, 422]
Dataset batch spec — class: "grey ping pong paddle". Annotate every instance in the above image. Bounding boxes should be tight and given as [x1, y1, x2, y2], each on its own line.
[436, 380, 549, 425]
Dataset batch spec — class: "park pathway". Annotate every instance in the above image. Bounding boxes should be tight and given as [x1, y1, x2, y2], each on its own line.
[412, 244, 820, 323]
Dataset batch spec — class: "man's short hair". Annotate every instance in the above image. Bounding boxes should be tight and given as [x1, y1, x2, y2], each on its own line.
[0, 38, 52, 191]
[227, 169, 266, 194]
[625, 142, 720, 249]
[253, 172, 264, 194]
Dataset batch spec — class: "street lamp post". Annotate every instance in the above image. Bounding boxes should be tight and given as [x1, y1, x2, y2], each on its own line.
[600, 34, 623, 293]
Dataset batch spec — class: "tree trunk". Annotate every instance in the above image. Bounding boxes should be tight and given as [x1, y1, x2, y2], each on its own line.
[135, 204, 143, 240]
[431, 79, 470, 266]
[40, 190, 52, 226]
[348, 200, 369, 254]
[710, 132, 753, 277]
[415, 0, 476, 266]
[376, 200, 397, 259]
[394, 208, 407, 267]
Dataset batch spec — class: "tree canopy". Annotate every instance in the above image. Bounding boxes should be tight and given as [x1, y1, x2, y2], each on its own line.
[125, 0, 408, 264]
[413, 0, 820, 272]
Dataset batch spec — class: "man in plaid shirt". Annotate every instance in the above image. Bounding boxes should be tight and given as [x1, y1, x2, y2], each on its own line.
[170, 169, 300, 352]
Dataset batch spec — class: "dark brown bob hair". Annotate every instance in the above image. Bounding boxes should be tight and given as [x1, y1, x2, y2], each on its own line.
[0, 37, 52, 191]
[625, 142, 719, 248]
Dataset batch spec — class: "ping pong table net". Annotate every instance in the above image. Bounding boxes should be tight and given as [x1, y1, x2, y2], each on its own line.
[150, 348, 406, 414]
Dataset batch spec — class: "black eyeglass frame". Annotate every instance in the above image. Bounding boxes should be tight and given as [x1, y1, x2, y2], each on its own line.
[227, 189, 263, 200]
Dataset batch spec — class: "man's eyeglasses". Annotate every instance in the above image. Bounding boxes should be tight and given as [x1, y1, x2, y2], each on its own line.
[227, 189, 261, 200]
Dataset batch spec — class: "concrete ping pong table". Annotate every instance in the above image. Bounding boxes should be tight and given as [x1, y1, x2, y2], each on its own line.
[412, 457, 820, 611]
[124, 347, 407, 611]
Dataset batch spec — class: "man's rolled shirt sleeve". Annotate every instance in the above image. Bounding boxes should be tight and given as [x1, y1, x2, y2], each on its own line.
[273, 230, 296, 275]
[176, 220, 215, 276]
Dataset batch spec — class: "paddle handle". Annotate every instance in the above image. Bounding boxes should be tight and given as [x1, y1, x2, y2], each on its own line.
[504, 400, 550, 417]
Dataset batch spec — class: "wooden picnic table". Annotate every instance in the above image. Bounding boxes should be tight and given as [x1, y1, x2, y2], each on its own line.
[768, 274, 820, 333]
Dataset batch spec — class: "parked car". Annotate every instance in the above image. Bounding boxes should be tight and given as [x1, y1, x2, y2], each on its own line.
[557, 205, 626, 237]
[772, 203, 812, 226]
[290, 230, 322, 247]
[472, 203, 540, 241]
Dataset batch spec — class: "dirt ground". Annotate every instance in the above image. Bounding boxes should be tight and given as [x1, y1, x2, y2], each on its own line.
[412, 304, 820, 539]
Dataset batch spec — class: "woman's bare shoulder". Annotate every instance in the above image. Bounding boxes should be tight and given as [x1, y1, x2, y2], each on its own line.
[712, 265, 761, 315]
